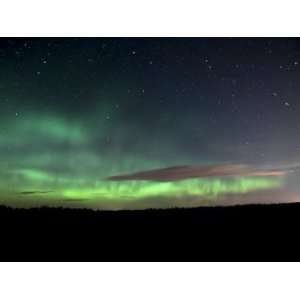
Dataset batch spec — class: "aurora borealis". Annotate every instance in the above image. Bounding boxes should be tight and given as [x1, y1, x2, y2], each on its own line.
[1, 38, 300, 209]
[0, 111, 282, 209]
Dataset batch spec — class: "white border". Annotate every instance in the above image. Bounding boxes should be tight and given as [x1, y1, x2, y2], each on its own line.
[1, 1, 300, 299]
[0, 0, 300, 36]
[0, 262, 300, 300]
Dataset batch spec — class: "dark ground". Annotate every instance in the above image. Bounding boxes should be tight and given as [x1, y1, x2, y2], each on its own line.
[1, 203, 300, 261]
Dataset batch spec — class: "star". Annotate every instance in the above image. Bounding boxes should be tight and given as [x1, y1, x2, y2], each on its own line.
[1, 37, 300, 212]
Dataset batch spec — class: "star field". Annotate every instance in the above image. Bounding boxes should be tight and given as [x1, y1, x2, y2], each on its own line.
[0, 38, 300, 209]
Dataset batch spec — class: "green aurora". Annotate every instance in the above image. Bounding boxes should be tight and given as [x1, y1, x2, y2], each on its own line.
[2, 38, 300, 210]
[0, 113, 283, 209]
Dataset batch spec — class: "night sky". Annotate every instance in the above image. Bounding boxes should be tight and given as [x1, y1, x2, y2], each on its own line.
[1, 38, 300, 209]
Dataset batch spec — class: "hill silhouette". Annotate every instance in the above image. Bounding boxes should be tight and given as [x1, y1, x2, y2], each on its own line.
[0, 203, 300, 261]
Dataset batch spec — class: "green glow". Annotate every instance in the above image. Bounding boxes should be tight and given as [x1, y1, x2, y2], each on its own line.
[0, 113, 285, 209]
[0, 115, 87, 147]
[12, 169, 54, 182]
[60, 177, 280, 201]
[0, 166, 282, 209]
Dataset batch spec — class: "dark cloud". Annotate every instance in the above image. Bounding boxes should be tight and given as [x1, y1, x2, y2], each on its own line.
[106, 164, 290, 182]
[18, 191, 53, 195]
